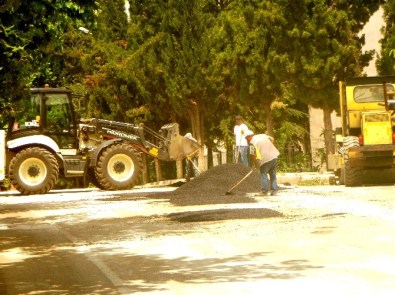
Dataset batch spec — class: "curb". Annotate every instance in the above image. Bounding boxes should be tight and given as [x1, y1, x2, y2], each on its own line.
[277, 172, 334, 186]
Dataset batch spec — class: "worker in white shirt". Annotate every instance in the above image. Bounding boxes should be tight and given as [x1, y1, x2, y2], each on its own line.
[245, 130, 280, 196]
[233, 115, 250, 167]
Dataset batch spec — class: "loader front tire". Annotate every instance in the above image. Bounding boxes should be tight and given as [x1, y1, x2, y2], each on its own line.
[343, 136, 362, 187]
[95, 143, 142, 190]
[9, 147, 59, 195]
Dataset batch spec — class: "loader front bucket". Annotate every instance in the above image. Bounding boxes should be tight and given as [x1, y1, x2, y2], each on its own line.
[158, 124, 200, 161]
[169, 134, 200, 160]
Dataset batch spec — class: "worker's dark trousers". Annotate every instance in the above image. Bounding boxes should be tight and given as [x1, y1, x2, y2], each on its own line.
[259, 158, 278, 193]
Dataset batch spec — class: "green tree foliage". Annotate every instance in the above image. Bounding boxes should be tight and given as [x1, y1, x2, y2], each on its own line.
[209, 0, 287, 137]
[63, 0, 220, 169]
[272, 0, 379, 156]
[377, 1, 395, 75]
[278, 0, 378, 103]
[0, 0, 95, 102]
[96, 0, 128, 41]
[61, 0, 378, 170]
[127, 0, 221, 170]
[61, 0, 152, 122]
[1, 0, 380, 173]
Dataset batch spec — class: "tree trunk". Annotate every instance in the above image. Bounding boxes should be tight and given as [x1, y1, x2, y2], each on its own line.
[226, 140, 233, 164]
[323, 107, 335, 165]
[286, 142, 292, 164]
[154, 158, 162, 182]
[263, 100, 274, 136]
[142, 153, 148, 184]
[207, 143, 213, 169]
[187, 100, 205, 171]
[304, 132, 312, 171]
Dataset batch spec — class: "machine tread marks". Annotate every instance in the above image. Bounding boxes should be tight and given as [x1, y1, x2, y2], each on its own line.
[9, 147, 59, 195]
[343, 136, 362, 187]
[95, 142, 142, 190]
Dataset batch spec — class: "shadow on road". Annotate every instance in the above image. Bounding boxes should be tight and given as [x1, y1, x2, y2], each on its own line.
[105, 252, 323, 293]
[168, 208, 283, 222]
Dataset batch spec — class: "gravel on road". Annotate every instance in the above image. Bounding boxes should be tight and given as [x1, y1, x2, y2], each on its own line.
[150, 164, 262, 206]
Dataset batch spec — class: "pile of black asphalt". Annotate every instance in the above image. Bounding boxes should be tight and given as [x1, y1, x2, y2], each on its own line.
[150, 163, 262, 206]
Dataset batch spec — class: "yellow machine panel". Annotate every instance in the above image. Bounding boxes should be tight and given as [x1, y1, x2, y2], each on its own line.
[362, 112, 392, 145]
[348, 111, 361, 129]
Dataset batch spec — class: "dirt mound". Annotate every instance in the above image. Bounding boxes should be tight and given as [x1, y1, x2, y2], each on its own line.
[150, 164, 262, 206]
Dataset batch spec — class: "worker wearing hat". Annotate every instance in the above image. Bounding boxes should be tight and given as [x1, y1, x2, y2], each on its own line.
[234, 115, 250, 167]
[245, 130, 280, 196]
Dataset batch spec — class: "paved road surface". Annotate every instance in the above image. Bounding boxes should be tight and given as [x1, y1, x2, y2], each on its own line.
[0, 185, 394, 294]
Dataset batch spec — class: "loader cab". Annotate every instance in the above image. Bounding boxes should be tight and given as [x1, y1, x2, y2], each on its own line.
[11, 88, 78, 150]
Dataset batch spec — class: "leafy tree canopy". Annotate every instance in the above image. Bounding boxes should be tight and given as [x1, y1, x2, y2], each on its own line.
[377, 0, 395, 75]
[0, 0, 382, 171]
[0, 0, 95, 102]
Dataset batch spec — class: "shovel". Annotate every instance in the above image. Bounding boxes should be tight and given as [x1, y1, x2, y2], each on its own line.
[225, 169, 255, 195]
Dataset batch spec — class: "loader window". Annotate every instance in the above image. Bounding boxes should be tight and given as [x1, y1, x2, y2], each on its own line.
[12, 94, 41, 131]
[353, 84, 394, 103]
[45, 94, 74, 133]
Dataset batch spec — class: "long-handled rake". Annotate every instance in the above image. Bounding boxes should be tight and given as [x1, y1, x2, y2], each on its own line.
[225, 169, 255, 195]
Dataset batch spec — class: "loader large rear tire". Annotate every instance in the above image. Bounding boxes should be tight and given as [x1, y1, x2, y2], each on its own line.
[95, 143, 142, 190]
[9, 147, 59, 195]
[343, 136, 362, 187]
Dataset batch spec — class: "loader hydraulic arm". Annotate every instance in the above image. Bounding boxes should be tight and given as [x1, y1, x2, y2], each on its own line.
[82, 118, 199, 161]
